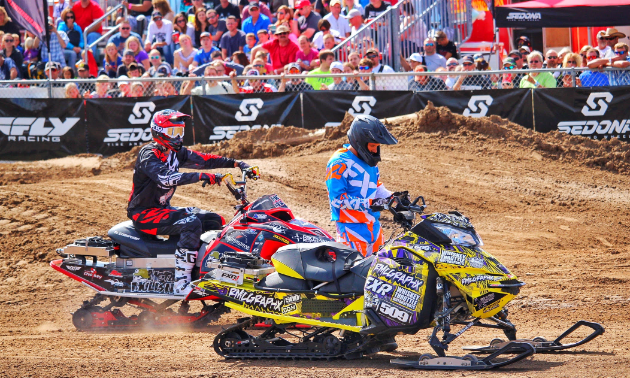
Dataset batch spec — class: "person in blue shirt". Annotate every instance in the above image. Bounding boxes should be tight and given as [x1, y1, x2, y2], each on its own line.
[57, 9, 83, 70]
[191, 32, 220, 70]
[107, 19, 141, 54]
[241, 2, 270, 42]
[580, 48, 610, 87]
[325, 115, 398, 257]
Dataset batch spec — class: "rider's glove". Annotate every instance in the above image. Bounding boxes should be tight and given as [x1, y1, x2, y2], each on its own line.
[237, 161, 251, 171]
[369, 197, 389, 212]
[200, 173, 223, 187]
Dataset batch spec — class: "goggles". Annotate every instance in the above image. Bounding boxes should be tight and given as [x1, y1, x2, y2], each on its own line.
[164, 126, 185, 138]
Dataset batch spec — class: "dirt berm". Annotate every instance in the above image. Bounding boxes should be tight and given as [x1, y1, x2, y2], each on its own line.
[0, 102, 629, 377]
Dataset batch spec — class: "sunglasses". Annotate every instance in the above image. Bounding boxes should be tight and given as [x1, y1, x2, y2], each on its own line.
[605, 37, 616, 40]
[504, 65, 515, 69]
[547, 56, 557, 59]
[425, 43, 434, 47]
[153, 17, 162, 21]
[587, 55, 597, 60]
[278, 12, 285, 15]
[177, 19, 186, 22]
[66, 15, 74, 19]
[121, 27, 131, 30]
[320, 28, 328, 31]
[276, 32, 288, 36]
[366, 54, 377, 58]
[288, 69, 300, 74]
[463, 62, 473, 66]
[566, 60, 577, 64]
[447, 63, 458, 67]
[150, 56, 161, 60]
[253, 64, 265, 68]
[358, 65, 370, 70]
[4, 38, 13, 42]
[615, 51, 626, 55]
[580, 54, 587, 58]
[529, 60, 540, 63]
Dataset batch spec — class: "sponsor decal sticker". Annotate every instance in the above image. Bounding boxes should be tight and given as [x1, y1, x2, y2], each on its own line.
[227, 287, 284, 313]
[461, 274, 499, 286]
[365, 276, 395, 296]
[282, 303, 297, 314]
[391, 286, 421, 310]
[371, 263, 424, 291]
[284, 294, 301, 305]
[83, 268, 103, 280]
[378, 301, 412, 324]
[66, 265, 81, 271]
[439, 251, 467, 266]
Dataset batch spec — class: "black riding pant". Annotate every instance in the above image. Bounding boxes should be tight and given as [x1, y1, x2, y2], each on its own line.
[128, 207, 225, 250]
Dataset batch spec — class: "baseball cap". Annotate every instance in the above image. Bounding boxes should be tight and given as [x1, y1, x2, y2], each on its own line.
[461, 55, 474, 63]
[408, 53, 423, 63]
[128, 62, 139, 70]
[123, 49, 135, 56]
[152, 11, 163, 19]
[156, 66, 170, 77]
[366, 48, 378, 55]
[200, 31, 211, 39]
[246, 69, 260, 76]
[295, 0, 311, 9]
[275, 24, 290, 34]
[330, 0, 341, 6]
[249, 1, 260, 8]
[503, 57, 516, 66]
[77, 61, 89, 71]
[257, 29, 268, 34]
[508, 50, 522, 58]
[45, 61, 60, 70]
[286, 62, 300, 71]
[330, 61, 344, 71]
[519, 46, 531, 53]
[118, 75, 130, 85]
[344, 8, 361, 19]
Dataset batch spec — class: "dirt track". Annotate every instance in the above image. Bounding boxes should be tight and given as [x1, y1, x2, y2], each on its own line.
[1, 105, 629, 377]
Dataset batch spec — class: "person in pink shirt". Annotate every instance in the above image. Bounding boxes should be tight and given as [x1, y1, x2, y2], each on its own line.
[296, 35, 318, 71]
[72, 0, 104, 60]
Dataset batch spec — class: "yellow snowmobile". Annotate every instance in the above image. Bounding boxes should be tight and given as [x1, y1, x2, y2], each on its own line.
[189, 193, 604, 370]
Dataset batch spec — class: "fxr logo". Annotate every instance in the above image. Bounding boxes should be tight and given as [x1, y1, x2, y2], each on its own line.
[235, 98, 264, 122]
[462, 95, 493, 118]
[581, 92, 613, 116]
[348, 96, 377, 117]
[128, 102, 156, 124]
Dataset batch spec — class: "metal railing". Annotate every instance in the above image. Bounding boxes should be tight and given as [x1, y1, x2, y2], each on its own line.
[83, 3, 126, 64]
[332, 0, 473, 71]
[1, 67, 628, 98]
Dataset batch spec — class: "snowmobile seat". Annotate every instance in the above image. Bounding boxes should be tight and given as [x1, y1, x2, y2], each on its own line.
[272, 242, 364, 283]
[258, 255, 374, 294]
[108, 221, 180, 258]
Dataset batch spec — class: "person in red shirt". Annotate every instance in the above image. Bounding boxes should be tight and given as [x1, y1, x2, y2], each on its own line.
[72, 0, 105, 60]
[249, 25, 298, 74]
[232, 68, 277, 92]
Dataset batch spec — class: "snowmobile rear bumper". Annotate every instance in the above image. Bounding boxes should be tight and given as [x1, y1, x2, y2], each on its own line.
[463, 320, 605, 353]
[390, 342, 535, 370]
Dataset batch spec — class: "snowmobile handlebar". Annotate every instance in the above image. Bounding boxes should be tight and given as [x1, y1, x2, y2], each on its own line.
[218, 167, 261, 211]
[387, 192, 426, 229]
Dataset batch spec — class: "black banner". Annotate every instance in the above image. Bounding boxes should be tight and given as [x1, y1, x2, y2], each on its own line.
[192, 93, 302, 142]
[495, 5, 630, 28]
[0, 98, 86, 160]
[415, 89, 534, 129]
[302, 91, 422, 128]
[86, 96, 192, 155]
[534, 86, 630, 140]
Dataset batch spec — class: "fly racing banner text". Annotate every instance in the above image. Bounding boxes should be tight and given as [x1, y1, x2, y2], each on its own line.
[533, 86, 630, 140]
[302, 91, 421, 128]
[192, 93, 302, 142]
[0, 98, 86, 160]
[414, 89, 534, 130]
[86, 96, 192, 155]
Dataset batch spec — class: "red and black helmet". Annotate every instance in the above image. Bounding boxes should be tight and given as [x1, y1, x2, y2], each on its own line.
[150, 109, 190, 151]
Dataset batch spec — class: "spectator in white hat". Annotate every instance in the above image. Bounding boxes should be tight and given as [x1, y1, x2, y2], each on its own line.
[400, 52, 424, 74]
[595, 30, 614, 59]
[345, 8, 363, 34]
[321, 61, 354, 90]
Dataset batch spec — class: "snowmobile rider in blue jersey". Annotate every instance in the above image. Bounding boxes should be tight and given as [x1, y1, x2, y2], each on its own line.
[127, 109, 251, 295]
[325, 114, 398, 257]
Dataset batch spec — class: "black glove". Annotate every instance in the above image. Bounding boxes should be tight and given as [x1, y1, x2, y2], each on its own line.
[369, 197, 389, 212]
[200, 173, 223, 187]
[237, 161, 251, 171]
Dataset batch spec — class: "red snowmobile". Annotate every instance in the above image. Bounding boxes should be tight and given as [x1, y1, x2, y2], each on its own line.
[50, 168, 335, 330]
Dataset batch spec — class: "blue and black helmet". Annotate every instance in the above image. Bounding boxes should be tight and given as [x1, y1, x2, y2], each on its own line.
[347, 115, 398, 167]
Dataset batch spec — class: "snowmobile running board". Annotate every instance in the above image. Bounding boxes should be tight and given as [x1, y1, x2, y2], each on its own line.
[462, 320, 605, 353]
[80, 282, 183, 300]
[390, 342, 535, 370]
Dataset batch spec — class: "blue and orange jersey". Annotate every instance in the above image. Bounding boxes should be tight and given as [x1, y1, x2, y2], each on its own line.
[326, 144, 389, 225]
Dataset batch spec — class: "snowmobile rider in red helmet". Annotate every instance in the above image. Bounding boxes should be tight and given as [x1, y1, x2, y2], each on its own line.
[127, 109, 251, 295]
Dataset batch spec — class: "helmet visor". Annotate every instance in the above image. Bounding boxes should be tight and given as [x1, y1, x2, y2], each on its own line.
[164, 126, 185, 138]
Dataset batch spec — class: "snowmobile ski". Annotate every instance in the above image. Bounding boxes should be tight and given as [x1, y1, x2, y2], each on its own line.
[462, 320, 605, 353]
[390, 342, 535, 370]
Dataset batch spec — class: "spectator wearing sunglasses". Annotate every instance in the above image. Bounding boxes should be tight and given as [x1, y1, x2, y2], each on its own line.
[241, 2, 270, 43]
[595, 30, 614, 59]
[593, 43, 630, 86]
[453, 55, 492, 90]
[520, 51, 556, 88]
[500, 57, 517, 89]
[543, 49, 563, 86]
[365, 47, 393, 73]
[579, 48, 610, 87]
[313, 19, 342, 50]
[578, 45, 592, 67]
[1, 32, 22, 76]
[603, 28, 626, 49]
[279, 62, 315, 92]
[58, 9, 83, 70]
[423, 38, 446, 72]
[108, 19, 141, 53]
[249, 25, 299, 74]
[145, 11, 173, 63]
[559, 53, 582, 87]
[409, 65, 447, 92]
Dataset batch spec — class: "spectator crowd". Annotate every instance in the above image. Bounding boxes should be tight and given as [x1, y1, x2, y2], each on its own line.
[0, 0, 628, 97]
